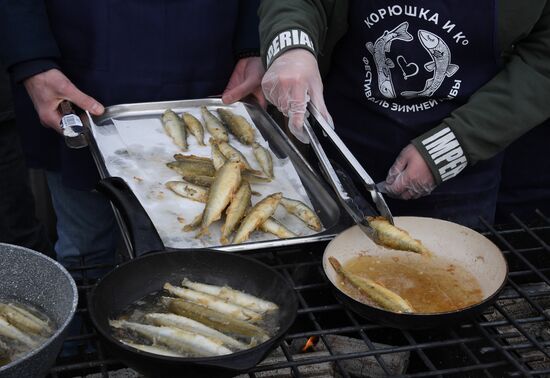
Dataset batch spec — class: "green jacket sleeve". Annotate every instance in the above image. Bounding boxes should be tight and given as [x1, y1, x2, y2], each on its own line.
[259, 0, 329, 68]
[412, 1, 550, 184]
[259, 0, 348, 73]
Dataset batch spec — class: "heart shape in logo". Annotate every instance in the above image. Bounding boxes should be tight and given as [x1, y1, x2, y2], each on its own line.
[397, 55, 419, 80]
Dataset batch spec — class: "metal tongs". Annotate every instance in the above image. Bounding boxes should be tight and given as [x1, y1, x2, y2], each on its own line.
[303, 103, 394, 237]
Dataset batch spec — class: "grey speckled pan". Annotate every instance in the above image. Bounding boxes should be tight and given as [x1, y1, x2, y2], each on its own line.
[0, 243, 77, 378]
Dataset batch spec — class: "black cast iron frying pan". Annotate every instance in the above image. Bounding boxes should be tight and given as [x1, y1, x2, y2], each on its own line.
[89, 177, 298, 377]
[322, 217, 508, 329]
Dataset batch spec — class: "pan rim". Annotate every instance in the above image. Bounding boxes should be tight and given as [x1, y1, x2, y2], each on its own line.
[322, 217, 509, 317]
[89, 249, 298, 367]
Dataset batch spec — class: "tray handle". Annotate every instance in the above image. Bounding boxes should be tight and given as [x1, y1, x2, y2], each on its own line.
[96, 177, 164, 257]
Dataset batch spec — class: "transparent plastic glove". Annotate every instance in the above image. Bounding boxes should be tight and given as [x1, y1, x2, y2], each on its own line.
[381, 144, 437, 200]
[222, 57, 267, 109]
[23, 68, 104, 134]
[261, 49, 333, 143]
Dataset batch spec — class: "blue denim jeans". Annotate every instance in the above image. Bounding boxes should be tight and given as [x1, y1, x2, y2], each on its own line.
[47, 172, 119, 357]
[46, 172, 118, 280]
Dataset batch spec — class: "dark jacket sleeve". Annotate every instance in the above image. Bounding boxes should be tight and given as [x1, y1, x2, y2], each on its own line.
[259, 0, 329, 68]
[0, 0, 60, 70]
[233, 0, 261, 59]
[10, 59, 60, 83]
[412, 1, 550, 184]
[259, 0, 347, 72]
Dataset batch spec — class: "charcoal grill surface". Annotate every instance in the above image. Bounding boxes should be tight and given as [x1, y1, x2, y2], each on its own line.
[48, 211, 550, 377]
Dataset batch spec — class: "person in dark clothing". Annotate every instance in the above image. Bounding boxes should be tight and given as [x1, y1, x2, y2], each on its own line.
[496, 121, 550, 224]
[258, 0, 550, 229]
[0, 67, 53, 257]
[0, 0, 264, 275]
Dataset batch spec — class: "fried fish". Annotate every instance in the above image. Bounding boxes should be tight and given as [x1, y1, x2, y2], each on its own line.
[329, 257, 413, 313]
[367, 216, 431, 255]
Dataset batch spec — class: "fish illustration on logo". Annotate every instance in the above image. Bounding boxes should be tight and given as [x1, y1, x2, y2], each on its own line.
[401, 30, 459, 98]
[366, 21, 413, 99]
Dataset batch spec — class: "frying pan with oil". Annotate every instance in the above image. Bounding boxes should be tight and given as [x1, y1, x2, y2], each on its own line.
[90, 178, 298, 377]
[323, 216, 508, 329]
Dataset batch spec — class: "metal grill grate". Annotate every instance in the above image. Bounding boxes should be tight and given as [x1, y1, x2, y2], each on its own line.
[48, 211, 550, 377]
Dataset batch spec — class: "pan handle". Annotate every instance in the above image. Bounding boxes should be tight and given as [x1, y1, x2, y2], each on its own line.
[96, 177, 164, 258]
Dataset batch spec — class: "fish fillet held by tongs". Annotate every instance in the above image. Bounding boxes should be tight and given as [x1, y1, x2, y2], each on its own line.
[367, 216, 432, 256]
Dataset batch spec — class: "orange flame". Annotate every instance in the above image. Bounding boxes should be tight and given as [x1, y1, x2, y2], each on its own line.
[301, 336, 319, 352]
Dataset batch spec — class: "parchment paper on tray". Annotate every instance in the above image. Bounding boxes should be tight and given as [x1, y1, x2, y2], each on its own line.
[89, 102, 321, 249]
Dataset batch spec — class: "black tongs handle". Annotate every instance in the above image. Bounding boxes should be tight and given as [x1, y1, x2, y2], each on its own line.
[59, 100, 88, 149]
[305, 103, 394, 224]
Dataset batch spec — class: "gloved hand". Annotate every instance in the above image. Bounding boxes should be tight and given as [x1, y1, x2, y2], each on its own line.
[381, 144, 437, 200]
[23, 68, 104, 134]
[222, 57, 267, 109]
[261, 48, 333, 143]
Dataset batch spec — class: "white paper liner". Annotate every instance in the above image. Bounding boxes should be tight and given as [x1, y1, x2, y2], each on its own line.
[89, 103, 320, 249]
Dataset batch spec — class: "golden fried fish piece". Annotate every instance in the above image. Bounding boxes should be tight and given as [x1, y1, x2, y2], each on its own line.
[329, 257, 413, 313]
[367, 216, 432, 255]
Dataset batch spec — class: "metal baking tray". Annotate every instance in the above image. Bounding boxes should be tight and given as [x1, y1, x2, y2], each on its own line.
[85, 98, 349, 253]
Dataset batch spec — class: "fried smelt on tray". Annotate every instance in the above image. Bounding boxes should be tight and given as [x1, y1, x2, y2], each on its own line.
[183, 212, 203, 232]
[211, 139, 262, 175]
[165, 181, 209, 203]
[161, 109, 187, 150]
[166, 159, 215, 178]
[221, 182, 252, 245]
[252, 142, 274, 179]
[182, 112, 205, 146]
[182, 175, 215, 187]
[217, 108, 255, 145]
[367, 216, 432, 256]
[233, 193, 282, 244]
[197, 162, 243, 237]
[242, 172, 271, 184]
[211, 141, 227, 170]
[201, 106, 228, 142]
[280, 197, 322, 231]
[329, 257, 413, 314]
[173, 153, 212, 163]
[259, 217, 297, 239]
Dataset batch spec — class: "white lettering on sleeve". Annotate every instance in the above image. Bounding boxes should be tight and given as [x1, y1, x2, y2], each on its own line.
[266, 29, 316, 66]
[421, 128, 468, 182]
[279, 31, 291, 49]
[422, 127, 451, 145]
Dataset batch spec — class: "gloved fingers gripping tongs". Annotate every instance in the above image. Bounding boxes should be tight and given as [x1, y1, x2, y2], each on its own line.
[303, 103, 394, 238]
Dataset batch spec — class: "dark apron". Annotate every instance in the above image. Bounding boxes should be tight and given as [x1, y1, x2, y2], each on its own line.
[325, 0, 503, 228]
[496, 120, 550, 224]
[14, 0, 240, 190]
